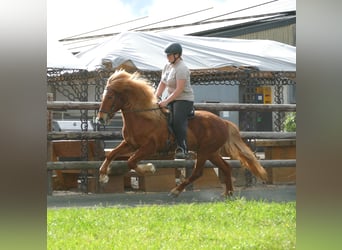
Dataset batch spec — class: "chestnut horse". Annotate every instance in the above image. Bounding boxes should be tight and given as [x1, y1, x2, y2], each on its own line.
[96, 70, 267, 197]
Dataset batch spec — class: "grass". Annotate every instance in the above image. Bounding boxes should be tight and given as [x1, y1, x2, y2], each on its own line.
[47, 198, 296, 250]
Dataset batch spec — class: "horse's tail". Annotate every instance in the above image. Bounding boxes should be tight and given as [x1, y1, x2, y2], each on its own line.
[221, 120, 268, 181]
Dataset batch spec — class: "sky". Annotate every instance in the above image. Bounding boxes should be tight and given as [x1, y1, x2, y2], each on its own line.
[47, 0, 261, 41]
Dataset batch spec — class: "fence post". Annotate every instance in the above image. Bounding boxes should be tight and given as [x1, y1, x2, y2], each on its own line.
[47, 93, 53, 195]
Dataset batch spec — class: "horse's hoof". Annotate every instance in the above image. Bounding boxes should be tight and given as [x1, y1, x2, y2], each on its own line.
[136, 163, 156, 174]
[99, 174, 109, 184]
[148, 163, 156, 174]
[168, 192, 178, 198]
[168, 187, 181, 198]
[221, 190, 233, 198]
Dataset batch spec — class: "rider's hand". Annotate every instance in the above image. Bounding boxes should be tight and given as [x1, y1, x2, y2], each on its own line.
[158, 100, 168, 108]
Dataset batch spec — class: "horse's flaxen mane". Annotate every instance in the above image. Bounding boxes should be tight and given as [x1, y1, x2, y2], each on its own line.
[107, 70, 160, 120]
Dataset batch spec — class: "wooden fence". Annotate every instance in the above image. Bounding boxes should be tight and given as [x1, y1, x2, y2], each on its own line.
[47, 101, 296, 140]
[47, 101, 296, 195]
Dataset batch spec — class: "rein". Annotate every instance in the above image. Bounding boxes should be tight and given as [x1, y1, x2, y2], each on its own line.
[100, 87, 167, 114]
[122, 105, 165, 113]
[99, 104, 167, 117]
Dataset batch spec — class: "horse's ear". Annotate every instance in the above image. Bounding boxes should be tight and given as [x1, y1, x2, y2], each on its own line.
[131, 71, 140, 79]
[112, 69, 125, 76]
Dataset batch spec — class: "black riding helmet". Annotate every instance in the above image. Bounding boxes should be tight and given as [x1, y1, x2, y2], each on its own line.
[164, 43, 182, 56]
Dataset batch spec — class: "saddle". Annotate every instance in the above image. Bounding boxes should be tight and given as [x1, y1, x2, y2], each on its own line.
[165, 107, 195, 132]
[159, 107, 195, 154]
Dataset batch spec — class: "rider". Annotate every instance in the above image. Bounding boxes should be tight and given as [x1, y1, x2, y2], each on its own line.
[155, 42, 195, 160]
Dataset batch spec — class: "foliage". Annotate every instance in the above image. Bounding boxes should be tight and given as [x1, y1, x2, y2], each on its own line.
[47, 198, 296, 250]
[284, 112, 296, 132]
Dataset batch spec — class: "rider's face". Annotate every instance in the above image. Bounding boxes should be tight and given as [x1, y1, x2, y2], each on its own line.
[166, 53, 178, 63]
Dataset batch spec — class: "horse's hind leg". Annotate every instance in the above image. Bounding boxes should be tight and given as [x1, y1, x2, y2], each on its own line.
[169, 157, 206, 197]
[208, 153, 234, 196]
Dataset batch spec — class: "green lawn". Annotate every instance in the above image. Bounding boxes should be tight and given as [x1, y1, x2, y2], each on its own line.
[48, 198, 296, 249]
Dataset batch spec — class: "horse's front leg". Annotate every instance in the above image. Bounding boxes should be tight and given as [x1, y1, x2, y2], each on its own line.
[99, 140, 134, 184]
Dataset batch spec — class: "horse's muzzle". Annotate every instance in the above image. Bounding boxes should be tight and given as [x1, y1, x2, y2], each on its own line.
[95, 116, 105, 125]
[97, 111, 109, 124]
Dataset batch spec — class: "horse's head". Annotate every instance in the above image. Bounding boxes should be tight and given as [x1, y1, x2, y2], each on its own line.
[96, 70, 158, 125]
[96, 86, 123, 125]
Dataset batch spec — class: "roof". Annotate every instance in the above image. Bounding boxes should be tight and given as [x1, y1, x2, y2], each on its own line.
[47, 38, 86, 69]
[75, 31, 296, 72]
[59, 0, 296, 53]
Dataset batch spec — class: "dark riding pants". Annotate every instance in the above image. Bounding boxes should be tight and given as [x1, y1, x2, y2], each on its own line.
[167, 100, 194, 152]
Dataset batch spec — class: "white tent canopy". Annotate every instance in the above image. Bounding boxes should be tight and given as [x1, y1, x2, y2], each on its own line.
[47, 38, 87, 69]
[76, 31, 296, 72]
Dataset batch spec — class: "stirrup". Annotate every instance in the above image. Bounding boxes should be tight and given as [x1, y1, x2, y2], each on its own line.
[174, 147, 188, 160]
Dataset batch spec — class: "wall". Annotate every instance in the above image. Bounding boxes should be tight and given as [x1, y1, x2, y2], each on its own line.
[193, 85, 239, 126]
[234, 24, 296, 46]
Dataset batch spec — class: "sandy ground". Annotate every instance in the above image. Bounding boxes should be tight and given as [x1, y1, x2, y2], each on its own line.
[47, 184, 296, 208]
